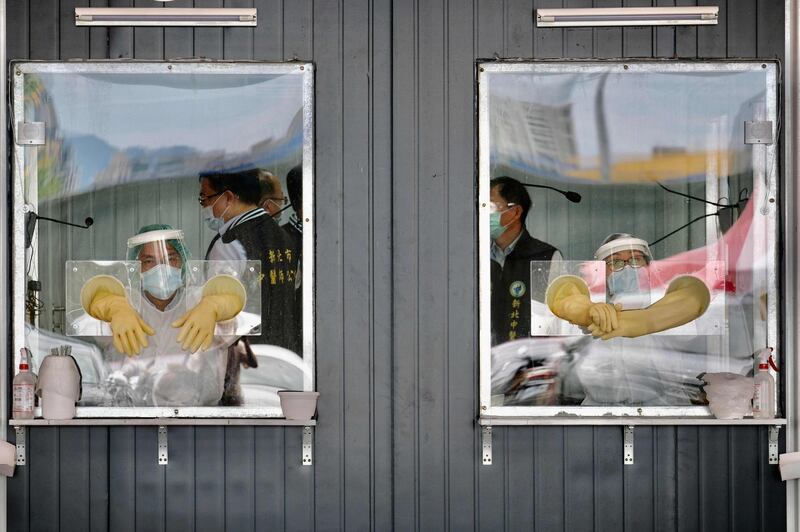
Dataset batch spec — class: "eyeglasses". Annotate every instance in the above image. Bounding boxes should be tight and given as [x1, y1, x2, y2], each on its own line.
[264, 196, 288, 207]
[489, 201, 516, 214]
[605, 255, 648, 272]
[198, 192, 223, 205]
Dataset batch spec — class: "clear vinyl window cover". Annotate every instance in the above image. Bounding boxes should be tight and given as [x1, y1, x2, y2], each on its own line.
[479, 61, 780, 418]
[11, 62, 315, 418]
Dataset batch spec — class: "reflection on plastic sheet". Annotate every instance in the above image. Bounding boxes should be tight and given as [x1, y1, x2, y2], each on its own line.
[484, 63, 777, 409]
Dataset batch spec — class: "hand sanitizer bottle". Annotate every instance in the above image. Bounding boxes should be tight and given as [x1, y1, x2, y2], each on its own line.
[12, 348, 36, 420]
[753, 347, 775, 419]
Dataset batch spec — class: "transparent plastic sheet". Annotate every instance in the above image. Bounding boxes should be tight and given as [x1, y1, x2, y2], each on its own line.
[492, 259, 744, 406]
[186, 260, 262, 336]
[529, 260, 726, 337]
[12, 63, 316, 415]
[65, 260, 141, 336]
[61, 257, 263, 407]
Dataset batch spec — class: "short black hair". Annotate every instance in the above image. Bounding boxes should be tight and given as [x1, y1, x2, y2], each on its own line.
[285, 165, 302, 216]
[201, 169, 262, 206]
[490, 176, 532, 222]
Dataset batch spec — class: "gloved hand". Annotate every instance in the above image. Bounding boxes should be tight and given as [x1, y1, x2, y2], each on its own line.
[172, 274, 246, 353]
[588, 275, 710, 340]
[588, 302, 623, 334]
[82, 275, 155, 356]
[546, 275, 598, 327]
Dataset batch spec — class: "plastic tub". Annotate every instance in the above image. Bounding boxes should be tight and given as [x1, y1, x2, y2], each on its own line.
[277, 391, 319, 420]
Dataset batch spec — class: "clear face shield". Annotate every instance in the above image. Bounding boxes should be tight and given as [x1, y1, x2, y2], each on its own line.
[126, 229, 188, 301]
[594, 236, 653, 304]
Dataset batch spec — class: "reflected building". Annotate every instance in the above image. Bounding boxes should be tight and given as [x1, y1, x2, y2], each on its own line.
[490, 95, 577, 177]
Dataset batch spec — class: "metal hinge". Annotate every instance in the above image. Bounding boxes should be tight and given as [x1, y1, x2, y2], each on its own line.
[623, 425, 634, 465]
[15, 427, 26, 466]
[482, 426, 493, 465]
[769, 425, 780, 465]
[302, 426, 313, 465]
[158, 426, 168, 465]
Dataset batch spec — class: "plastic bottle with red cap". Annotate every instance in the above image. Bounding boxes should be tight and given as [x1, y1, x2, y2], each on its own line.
[753, 347, 776, 419]
[12, 348, 36, 420]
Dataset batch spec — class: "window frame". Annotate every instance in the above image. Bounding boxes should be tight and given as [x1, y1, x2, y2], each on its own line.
[477, 60, 781, 420]
[11, 61, 315, 418]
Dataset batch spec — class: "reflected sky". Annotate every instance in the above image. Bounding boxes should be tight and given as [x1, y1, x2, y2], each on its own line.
[35, 73, 302, 152]
[24, 71, 305, 195]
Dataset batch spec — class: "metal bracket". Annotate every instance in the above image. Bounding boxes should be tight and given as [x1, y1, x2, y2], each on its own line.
[769, 425, 780, 465]
[623, 425, 634, 465]
[302, 426, 313, 466]
[158, 426, 168, 465]
[16, 122, 46, 145]
[15, 427, 26, 466]
[482, 426, 493, 465]
[744, 120, 774, 145]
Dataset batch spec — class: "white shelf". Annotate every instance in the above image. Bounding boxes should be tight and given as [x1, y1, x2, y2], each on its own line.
[9, 418, 316, 427]
[479, 416, 788, 426]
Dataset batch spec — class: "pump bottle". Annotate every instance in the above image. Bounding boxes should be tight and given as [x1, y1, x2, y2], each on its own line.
[753, 347, 775, 419]
[12, 348, 35, 419]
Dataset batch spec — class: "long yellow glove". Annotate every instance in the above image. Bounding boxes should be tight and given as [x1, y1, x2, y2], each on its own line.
[172, 274, 246, 353]
[81, 275, 155, 356]
[587, 275, 711, 340]
[545, 275, 621, 334]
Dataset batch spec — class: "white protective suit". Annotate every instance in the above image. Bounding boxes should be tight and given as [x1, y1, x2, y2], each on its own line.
[96, 289, 240, 407]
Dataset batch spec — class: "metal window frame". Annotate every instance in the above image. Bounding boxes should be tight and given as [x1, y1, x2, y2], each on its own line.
[10, 61, 315, 418]
[477, 60, 780, 421]
[1, 0, 8, 528]
[785, 1, 799, 528]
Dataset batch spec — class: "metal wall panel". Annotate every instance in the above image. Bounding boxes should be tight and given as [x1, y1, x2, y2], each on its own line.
[393, 1, 787, 532]
[4, 1, 788, 531]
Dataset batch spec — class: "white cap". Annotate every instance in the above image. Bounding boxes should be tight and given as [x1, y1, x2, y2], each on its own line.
[594, 233, 652, 261]
[127, 229, 185, 249]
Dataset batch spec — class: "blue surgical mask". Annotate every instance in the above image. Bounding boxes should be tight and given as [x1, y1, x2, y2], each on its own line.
[203, 205, 224, 232]
[142, 264, 183, 300]
[607, 266, 640, 298]
[490, 212, 508, 240]
[202, 195, 229, 233]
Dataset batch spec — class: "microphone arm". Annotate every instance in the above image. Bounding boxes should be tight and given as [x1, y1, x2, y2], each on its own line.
[523, 183, 582, 203]
[25, 212, 93, 249]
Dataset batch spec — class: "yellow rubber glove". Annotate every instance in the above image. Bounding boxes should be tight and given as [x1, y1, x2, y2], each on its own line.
[81, 275, 155, 356]
[588, 275, 711, 340]
[545, 275, 621, 333]
[172, 274, 246, 353]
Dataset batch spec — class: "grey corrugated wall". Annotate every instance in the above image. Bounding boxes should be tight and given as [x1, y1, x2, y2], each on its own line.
[4, 0, 787, 531]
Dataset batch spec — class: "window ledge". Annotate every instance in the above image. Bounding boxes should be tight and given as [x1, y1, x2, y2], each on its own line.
[479, 416, 787, 426]
[9, 418, 316, 427]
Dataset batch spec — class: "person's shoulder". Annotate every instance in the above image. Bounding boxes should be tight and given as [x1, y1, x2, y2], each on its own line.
[229, 210, 283, 235]
[517, 230, 559, 256]
[281, 221, 301, 237]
